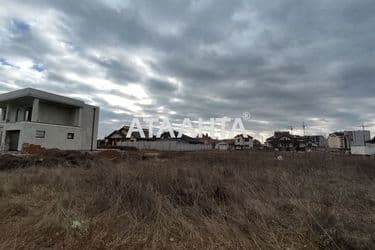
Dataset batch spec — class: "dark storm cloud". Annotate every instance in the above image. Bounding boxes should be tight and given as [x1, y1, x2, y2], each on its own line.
[1, 0, 375, 138]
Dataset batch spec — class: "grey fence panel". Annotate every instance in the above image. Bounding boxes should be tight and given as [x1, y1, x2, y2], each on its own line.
[117, 141, 212, 151]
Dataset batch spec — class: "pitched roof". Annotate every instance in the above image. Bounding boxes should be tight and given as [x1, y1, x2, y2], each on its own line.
[234, 134, 253, 139]
[105, 126, 150, 139]
[160, 131, 203, 144]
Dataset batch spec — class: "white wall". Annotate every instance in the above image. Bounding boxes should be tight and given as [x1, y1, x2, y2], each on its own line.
[215, 143, 229, 151]
[118, 141, 212, 151]
[327, 136, 343, 149]
[80, 105, 99, 150]
[22, 123, 82, 150]
[0, 122, 82, 151]
[351, 145, 375, 155]
[350, 131, 371, 146]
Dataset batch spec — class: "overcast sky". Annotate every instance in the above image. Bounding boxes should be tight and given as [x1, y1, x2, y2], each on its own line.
[1, 0, 375, 140]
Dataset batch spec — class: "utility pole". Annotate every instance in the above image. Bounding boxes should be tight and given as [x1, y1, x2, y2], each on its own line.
[302, 122, 306, 137]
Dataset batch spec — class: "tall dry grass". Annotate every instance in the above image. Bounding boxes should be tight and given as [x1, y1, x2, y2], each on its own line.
[0, 151, 374, 249]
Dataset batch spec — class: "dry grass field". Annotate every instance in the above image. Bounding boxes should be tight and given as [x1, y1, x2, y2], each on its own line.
[0, 150, 374, 249]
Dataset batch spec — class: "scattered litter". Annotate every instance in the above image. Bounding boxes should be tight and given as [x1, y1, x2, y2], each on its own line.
[277, 155, 283, 161]
[71, 220, 83, 230]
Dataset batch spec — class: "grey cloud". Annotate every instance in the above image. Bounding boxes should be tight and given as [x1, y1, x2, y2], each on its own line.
[145, 78, 178, 93]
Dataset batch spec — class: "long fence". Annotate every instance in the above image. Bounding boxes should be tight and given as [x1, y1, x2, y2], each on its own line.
[351, 145, 375, 155]
[117, 141, 212, 151]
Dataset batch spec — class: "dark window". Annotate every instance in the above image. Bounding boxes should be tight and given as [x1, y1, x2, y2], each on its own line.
[67, 133, 74, 139]
[36, 130, 45, 138]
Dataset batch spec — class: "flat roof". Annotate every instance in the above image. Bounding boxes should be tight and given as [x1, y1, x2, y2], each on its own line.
[0, 88, 85, 107]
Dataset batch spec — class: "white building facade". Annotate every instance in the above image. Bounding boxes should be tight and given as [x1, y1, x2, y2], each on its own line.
[346, 130, 371, 147]
[327, 132, 346, 149]
[0, 88, 99, 151]
[328, 130, 371, 150]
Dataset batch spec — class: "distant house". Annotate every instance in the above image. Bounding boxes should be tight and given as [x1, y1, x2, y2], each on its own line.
[266, 131, 295, 151]
[160, 131, 203, 144]
[196, 133, 218, 146]
[104, 126, 151, 146]
[265, 131, 324, 151]
[105, 128, 126, 146]
[103, 127, 209, 150]
[304, 135, 327, 148]
[97, 139, 106, 148]
[345, 130, 371, 147]
[328, 130, 370, 150]
[234, 134, 253, 150]
[114, 130, 211, 151]
[327, 132, 346, 149]
[253, 139, 263, 149]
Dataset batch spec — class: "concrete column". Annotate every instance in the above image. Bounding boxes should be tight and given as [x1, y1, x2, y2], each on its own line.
[0, 107, 4, 122]
[0, 128, 4, 150]
[31, 98, 39, 122]
[75, 108, 82, 127]
[5, 104, 10, 122]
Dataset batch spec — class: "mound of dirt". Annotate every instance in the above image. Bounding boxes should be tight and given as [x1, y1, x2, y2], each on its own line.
[21, 143, 45, 155]
[0, 154, 34, 170]
[95, 150, 122, 160]
[36, 149, 95, 168]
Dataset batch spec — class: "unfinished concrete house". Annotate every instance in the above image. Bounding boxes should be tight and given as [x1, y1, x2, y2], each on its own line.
[0, 88, 99, 151]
